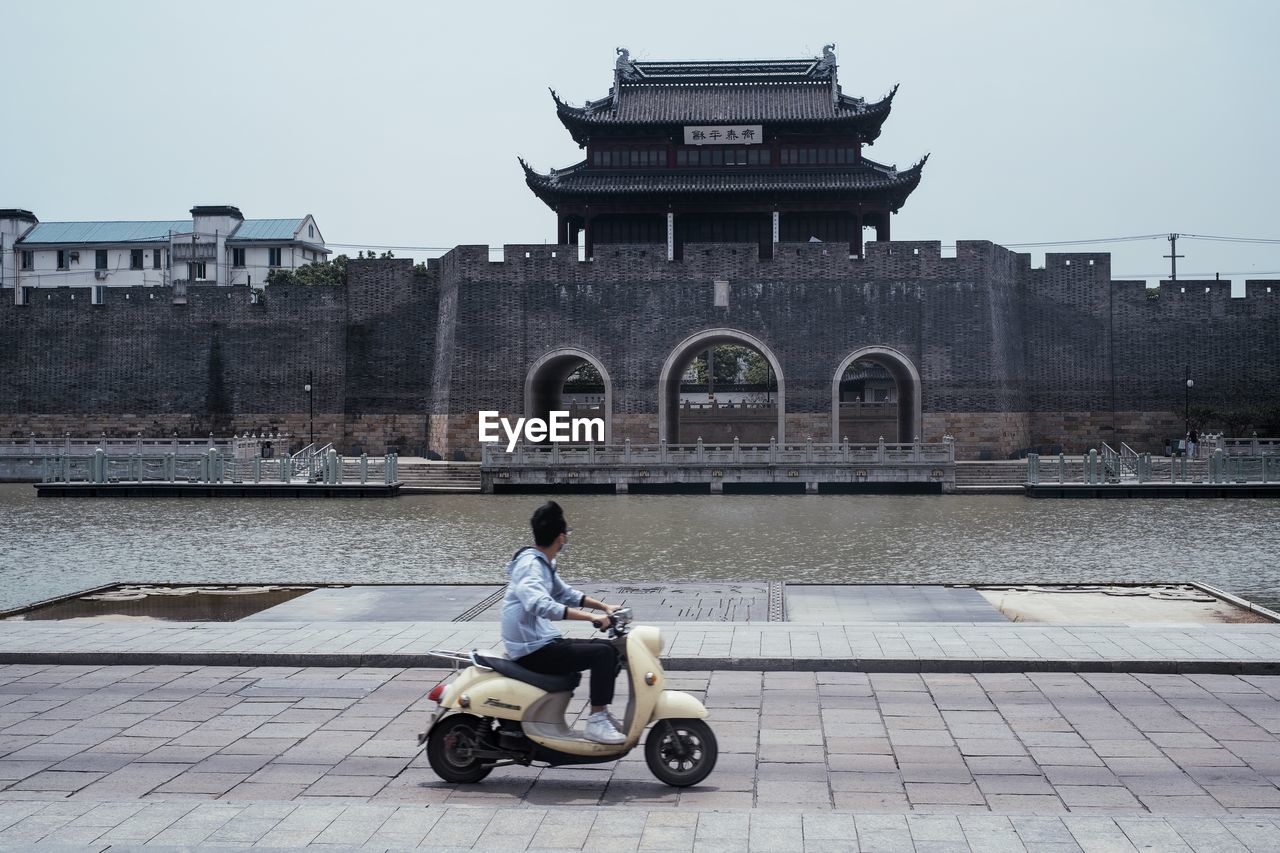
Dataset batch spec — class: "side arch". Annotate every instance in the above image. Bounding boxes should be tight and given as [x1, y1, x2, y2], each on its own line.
[657, 328, 786, 444]
[524, 347, 613, 443]
[830, 346, 922, 443]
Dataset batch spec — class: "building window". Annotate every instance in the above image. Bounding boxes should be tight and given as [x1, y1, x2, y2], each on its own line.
[591, 146, 666, 168]
[676, 146, 772, 167]
[153, 249, 162, 270]
[189, 262, 207, 281]
[232, 248, 246, 268]
[308, 224, 314, 238]
[57, 250, 68, 270]
[96, 250, 109, 270]
[781, 145, 858, 166]
[130, 249, 144, 270]
[20, 251, 33, 270]
[268, 248, 282, 267]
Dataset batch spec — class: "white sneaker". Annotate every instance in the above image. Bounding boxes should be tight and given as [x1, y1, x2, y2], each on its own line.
[606, 710, 626, 734]
[584, 711, 626, 744]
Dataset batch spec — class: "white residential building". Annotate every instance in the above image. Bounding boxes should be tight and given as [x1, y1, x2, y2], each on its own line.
[0, 205, 328, 301]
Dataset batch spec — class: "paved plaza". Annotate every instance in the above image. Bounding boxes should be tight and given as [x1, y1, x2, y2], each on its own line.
[4, 619, 1280, 673]
[6, 663, 1280, 849]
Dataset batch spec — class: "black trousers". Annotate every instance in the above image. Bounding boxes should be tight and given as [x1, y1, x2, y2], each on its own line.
[518, 638, 619, 706]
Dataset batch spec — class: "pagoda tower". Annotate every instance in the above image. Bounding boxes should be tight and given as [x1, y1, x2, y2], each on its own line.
[521, 45, 926, 260]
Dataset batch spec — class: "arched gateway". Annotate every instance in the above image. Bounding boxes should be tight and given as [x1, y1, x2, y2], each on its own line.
[658, 329, 786, 444]
[831, 346, 922, 443]
[525, 347, 613, 443]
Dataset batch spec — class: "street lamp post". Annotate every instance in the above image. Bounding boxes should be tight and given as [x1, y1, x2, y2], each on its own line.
[304, 370, 314, 447]
[1184, 365, 1194, 455]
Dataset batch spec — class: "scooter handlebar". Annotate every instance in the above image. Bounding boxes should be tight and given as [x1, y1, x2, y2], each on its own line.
[605, 607, 634, 637]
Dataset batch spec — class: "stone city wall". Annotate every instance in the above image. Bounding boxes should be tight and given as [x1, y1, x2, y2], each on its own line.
[2, 244, 1277, 461]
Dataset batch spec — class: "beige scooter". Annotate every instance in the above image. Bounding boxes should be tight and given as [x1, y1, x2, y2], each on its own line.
[419, 608, 717, 786]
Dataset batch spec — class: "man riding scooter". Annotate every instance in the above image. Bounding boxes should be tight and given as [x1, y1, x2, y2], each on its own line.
[502, 500, 625, 744]
[418, 500, 717, 786]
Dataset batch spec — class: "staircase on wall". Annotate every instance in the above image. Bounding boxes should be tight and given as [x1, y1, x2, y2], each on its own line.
[353, 460, 480, 493]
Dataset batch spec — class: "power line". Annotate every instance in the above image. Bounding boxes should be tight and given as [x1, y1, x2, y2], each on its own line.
[326, 242, 454, 252]
[999, 234, 1167, 248]
[1114, 270, 1280, 278]
[1181, 234, 1280, 245]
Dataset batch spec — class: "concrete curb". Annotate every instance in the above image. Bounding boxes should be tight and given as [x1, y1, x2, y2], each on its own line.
[3, 650, 1279, 674]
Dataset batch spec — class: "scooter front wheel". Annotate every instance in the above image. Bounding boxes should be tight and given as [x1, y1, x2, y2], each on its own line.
[645, 718, 717, 787]
[426, 714, 493, 784]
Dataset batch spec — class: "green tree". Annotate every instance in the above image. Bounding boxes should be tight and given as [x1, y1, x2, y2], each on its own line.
[1222, 409, 1256, 437]
[689, 345, 741, 385]
[1255, 404, 1280, 436]
[266, 254, 349, 286]
[741, 348, 773, 386]
[689, 345, 774, 387]
[1186, 404, 1218, 432]
[564, 362, 603, 388]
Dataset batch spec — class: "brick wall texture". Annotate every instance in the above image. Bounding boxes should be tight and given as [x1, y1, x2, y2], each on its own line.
[2, 245, 1277, 460]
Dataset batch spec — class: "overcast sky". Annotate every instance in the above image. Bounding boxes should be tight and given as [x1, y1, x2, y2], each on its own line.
[4, 0, 1278, 285]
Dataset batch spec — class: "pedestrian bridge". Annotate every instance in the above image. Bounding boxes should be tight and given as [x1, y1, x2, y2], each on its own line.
[481, 438, 955, 494]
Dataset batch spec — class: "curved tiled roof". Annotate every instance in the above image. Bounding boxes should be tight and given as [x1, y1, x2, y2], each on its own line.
[554, 84, 895, 144]
[522, 155, 926, 203]
[563, 83, 892, 124]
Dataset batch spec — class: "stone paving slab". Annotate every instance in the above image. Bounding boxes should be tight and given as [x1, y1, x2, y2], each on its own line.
[241, 586, 503, 623]
[4, 801, 1280, 851]
[787, 585, 1009, 623]
[3, 621, 1280, 674]
[5, 665, 1280, 823]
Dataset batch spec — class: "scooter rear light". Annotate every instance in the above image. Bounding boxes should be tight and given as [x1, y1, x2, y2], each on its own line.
[428, 684, 445, 703]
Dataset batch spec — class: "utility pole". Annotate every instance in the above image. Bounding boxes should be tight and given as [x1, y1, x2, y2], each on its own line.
[1164, 233, 1183, 281]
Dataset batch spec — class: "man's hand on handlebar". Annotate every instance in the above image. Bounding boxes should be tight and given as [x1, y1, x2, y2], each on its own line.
[567, 606, 614, 631]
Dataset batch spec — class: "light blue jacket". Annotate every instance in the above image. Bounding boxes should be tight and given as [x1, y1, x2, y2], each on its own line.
[500, 547, 585, 659]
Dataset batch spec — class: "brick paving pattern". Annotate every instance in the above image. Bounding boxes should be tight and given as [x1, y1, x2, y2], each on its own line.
[4, 621, 1280, 672]
[6, 664, 1280, 849]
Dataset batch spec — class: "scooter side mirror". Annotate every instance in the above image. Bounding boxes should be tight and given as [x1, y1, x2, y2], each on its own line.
[608, 607, 634, 637]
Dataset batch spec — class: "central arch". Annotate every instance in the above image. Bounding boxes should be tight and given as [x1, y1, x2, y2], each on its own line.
[525, 347, 613, 443]
[658, 329, 786, 444]
[831, 346, 922, 443]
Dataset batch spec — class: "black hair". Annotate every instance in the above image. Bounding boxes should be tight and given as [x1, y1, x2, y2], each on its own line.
[530, 500, 567, 547]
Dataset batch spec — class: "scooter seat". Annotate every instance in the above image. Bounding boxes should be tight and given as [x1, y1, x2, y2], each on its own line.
[473, 653, 581, 694]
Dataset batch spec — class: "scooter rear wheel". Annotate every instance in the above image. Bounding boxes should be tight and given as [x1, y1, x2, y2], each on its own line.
[645, 718, 717, 787]
[427, 714, 493, 784]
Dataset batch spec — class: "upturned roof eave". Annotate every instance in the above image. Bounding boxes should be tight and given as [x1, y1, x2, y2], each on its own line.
[551, 86, 896, 144]
[555, 104, 892, 133]
[523, 174, 924, 210]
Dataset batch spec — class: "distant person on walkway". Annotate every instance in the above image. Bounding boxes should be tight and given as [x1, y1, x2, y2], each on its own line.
[500, 500, 624, 744]
[1189, 429, 1199, 459]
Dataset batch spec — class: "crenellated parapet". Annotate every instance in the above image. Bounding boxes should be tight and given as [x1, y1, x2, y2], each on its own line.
[432, 239, 1035, 286]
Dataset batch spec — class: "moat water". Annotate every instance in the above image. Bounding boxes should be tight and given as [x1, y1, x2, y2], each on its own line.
[1, 483, 1278, 613]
